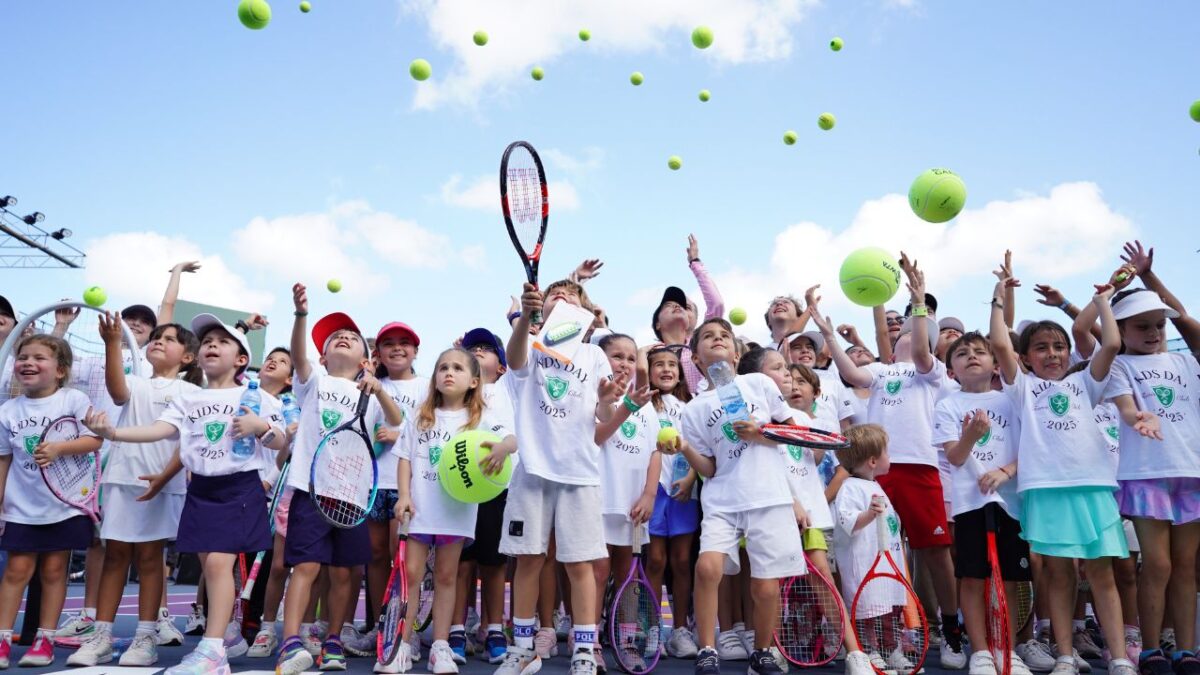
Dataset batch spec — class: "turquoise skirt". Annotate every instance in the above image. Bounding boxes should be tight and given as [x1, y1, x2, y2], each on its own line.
[1019, 486, 1128, 560]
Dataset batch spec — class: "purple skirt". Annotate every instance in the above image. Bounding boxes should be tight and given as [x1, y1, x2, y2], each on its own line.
[176, 471, 272, 554]
[0, 515, 93, 552]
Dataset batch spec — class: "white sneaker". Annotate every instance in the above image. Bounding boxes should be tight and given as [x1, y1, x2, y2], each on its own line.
[248, 628, 279, 657]
[493, 645, 542, 675]
[184, 603, 206, 635]
[769, 645, 791, 672]
[1051, 655, 1078, 675]
[1017, 639, 1057, 673]
[345, 628, 378, 658]
[156, 608, 185, 646]
[224, 620, 249, 659]
[845, 650, 874, 675]
[303, 624, 324, 656]
[339, 623, 362, 645]
[430, 640, 461, 674]
[570, 649, 597, 675]
[1107, 657, 1137, 675]
[534, 627, 559, 659]
[718, 629, 749, 660]
[56, 611, 96, 638]
[969, 651, 998, 675]
[1012, 652, 1034, 675]
[941, 641, 968, 669]
[668, 626, 700, 658]
[67, 631, 114, 666]
[1071, 648, 1091, 673]
[376, 641, 413, 674]
[741, 629, 757, 657]
[867, 651, 890, 672]
[888, 647, 925, 674]
[119, 632, 160, 666]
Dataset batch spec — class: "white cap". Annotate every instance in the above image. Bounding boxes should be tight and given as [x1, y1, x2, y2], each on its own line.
[899, 316, 938, 352]
[1111, 290, 1180, 321]
[780, 331, 825, 354]
[191, 313, 253, 363]
[938, 317, 966, 334]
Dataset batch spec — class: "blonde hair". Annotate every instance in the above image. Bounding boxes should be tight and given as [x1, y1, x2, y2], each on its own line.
[839, 424, 888, 472]
[544, 279, 594, 312]
[416, 348, 485, 433]
[16, 334, 73, 389]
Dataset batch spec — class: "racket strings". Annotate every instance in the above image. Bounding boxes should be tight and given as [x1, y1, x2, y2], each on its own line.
[612, 579, 661, 672]
[41, 420, 97, 503]
[312, 430, 374, 525]
[504, 150, 544, 252]
[776, 575, 845, 666]
[853, 573, 927, 675]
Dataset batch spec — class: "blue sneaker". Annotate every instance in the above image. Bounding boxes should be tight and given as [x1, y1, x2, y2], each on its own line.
[448, 631, 468, 665]
[276, 636, 315, 675]
[485, 630, 508, 664]
[319, 638, 347, 671]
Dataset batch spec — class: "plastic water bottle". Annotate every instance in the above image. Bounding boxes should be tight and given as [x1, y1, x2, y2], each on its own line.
[280, 392, 301, 427]
[232, 380, 261, 460]
[707, 361, 749, 423]
[670, 453, 691, 496]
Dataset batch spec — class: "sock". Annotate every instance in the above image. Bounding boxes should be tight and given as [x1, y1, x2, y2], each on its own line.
[942, 614, 962, 650]
[487, 623, 503, 634]
[0, 630, 11, 644]
[136, 621, 156, 637]
[200, 637, 226, 655]
[513, 617, 536, 650]
[450, 624, 465, 635]
[1073, 620, 1085, 631]
[573, 624, 597, 652]
[95, 621, 114, 635]
[262, 622, 277, 635]
[159, 607, 169, 619]
[82, 607, 97, 620]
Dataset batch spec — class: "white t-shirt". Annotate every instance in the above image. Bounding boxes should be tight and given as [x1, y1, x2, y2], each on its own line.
[832, 476, 904, 611]
[370, 377, 427, 491]
[780, 406, 835, 530]
[503, 344, 612, 486]
[931, 390, 1021, 519]
[815, 369, 855, 425]
[0, 388, 97, 525]
[158, 385, 281, 477]
[103, 375, 200, 494]
[847, 390, 870, 426]
[1105, 353, 1200, 480]
[1094, 402, 1121, 478]
[286, 372, 383, 493]
[601, 402, 659, 516]
[396, 407, 510, 538]
[863, 360, 945, 467]
[1004, 369, 1114, 492]
[655, 394, 694, 499]
[680, 372, 793, 513]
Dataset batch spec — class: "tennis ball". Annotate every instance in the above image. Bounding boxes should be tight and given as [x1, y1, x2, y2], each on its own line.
[327, 279, 342, 293]
[237, 0, 271, 29]
[699, 89, 711, 102]
[729, 307, 747, 325]
[438, 430, 512, 503]
[692, 26, 714, 49]
[531, 66, 544, 81]
[578, 29, 591, 41]
[839, 247, 902, 308]
[783, 130, 798, 145]
[473, 30, 488, 46]
[830, 37, 844, 51]
[630, 71, 644, 86]
[409, 59, 432, 81]
[299, 1, 310, 12]
[908, 168, 968, 223]
[657, 426, 680, 446]
[1191, 100, 1200, 122]
[668, 155, 682, 170]
[818, 113, 836, 130]
[83, 286, 107, 308]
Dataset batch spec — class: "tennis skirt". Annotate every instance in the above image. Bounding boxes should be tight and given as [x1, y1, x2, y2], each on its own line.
[1020, 486, 1128, 560]
[99, 485, 184, 543]
[176, 471, 272, 554]
[1, 515, 93, 552]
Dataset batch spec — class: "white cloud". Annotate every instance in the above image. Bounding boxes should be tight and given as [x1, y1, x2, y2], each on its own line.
[402, 0, 818, 109]
[440, 174, 580, 211]
[542, 147, 605, 175]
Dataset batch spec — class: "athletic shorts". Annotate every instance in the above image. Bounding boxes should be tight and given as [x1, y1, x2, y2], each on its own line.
[368, 489, 400, 524]
[603, 514, 651, 548]
[648, 485, 700, 538]
[876, 462, 953, 549]
[410, 533, 467, 547]
[462, 491, 508, 567]
[1116, 477, 1200, 525]
[699, 503, 806, 579]
[284, 489, 370, 567]
[953, 505, 1032, 581]
[499, 464, 607, 563]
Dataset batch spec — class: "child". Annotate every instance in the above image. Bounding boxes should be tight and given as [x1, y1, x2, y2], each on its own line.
[68, 316, 202, 667]
[673, 317, 806, 675]
[990, 278, 1143, 675]
[0, 335, 102, 668]
[932, 331, 1032, 675]
[389, 347, 516, 674]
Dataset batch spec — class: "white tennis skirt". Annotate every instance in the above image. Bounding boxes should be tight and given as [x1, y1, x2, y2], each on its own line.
[99, 484, 184, 543]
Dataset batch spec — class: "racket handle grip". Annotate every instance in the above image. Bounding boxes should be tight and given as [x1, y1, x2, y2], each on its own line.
[531, 309, 542, 325]
[873, 497, 888, 552]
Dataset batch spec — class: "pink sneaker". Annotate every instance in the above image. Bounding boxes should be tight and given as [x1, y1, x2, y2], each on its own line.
[0, 636, 12, 668]
[18, 634, 55, 667]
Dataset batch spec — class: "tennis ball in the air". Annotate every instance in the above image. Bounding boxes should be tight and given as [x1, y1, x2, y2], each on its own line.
[699, 89, 711, 102]
[237, 0, 271, 29]
[579, 29, 591, 41]
[657, 426, 680, 446]
[692, 26, 714, 49]
[840, 247, 902, 308]
[327, 279, 342, 293]
[830, 37, 844, 51]
[783, 130, 798, 145]
[630, 71, 644, 86]
[1191, 100, 1200, 122]
[83, 287, 107, 308]
[473, 30, 488, 46]
[409, 59, 432, 81]
[531, 66, 545, 81]
[729, 307, 747, 325]
[299, 1, 310, 12]
[909, 168, 967, 223]
[668, 155, 683, 170]
[439, 430, 512, 503]
[818, 113, 836, 130]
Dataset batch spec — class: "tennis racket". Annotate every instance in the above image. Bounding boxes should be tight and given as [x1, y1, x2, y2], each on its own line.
[851, 500, 928, 675]
[774, 555, 846, 667]
[229, 553, 248, 643]
[1014, 581, 1034, 635]
[760, 424, 850, 451]
[308, 384, 377, 528]
[499, 140, 549, 325]
[240, 460, 290, 615]
[984, 504, 1012, 675]
[37, 415, 101, 522]
[414, 550, 436, 633]
[609, 522, 662, 674]
[377, 519, 411, 666]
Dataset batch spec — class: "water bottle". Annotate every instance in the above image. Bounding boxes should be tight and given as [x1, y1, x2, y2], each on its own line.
[280, 392, 301, 427]
[669, 452, 692, 497]
[707, 361, 749, 423]
[232, 380, 261, 459]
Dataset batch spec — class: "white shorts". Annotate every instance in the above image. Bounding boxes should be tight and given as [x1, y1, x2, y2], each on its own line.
[499, 464, 608, 563]
[100, 484, 184, 542]
[699, 503, 806, 579]
[1123, 518, 1140, 553]
[602, 514, 651, 548]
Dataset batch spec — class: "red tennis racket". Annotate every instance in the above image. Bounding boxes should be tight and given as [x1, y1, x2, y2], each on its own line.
[984, 504, 1012, 675]
[500, 141, 549, 325]
[377, 519, 411, 666]
[774, 554, 846, 667]
[760, 424, 850, 451]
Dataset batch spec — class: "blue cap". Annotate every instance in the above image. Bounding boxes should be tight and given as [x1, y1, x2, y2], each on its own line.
[462, 328, 506, 368]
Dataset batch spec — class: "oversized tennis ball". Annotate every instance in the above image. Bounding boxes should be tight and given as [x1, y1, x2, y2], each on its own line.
[783, 130, 798, 145]
[237, 0, 271, 29]
[657, 426, 680, 446]
[698, 89, 711, 102]
[729, 307, 747, 325]
[531, 66, 544, 81]
[473, 30, 488, 46]
[630, 71, 644, 86]
[327, 279, 342, 293]
[909, 168, 967, 223]
[409, 59, 432, 81]
[840, 247, 902, 307]
[668, 155, 682, 170]
[830, 37, 844, 51]
[83, 287, 107, 307]
[692, 26, 714, 49]
[438, 430, 512, 503]
[1191, 100, 1200, 122]
[299, 1, 310, 12]
[818, 113, 836, 130]
[578, 29, 591, 41]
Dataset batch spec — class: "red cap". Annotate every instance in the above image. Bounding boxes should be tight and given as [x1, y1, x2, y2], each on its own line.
[375, 322, 421, 348]
[312, 312, 365, 356]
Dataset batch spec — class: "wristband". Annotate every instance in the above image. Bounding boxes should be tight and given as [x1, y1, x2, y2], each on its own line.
[507, 311, 522, 324]
[990, 298, 1004, 310]
[235, 320, 251, 333]
[1058, 300, 1071, 311]
[1000, 466, 1013, 478]
[688, 257, 701, 264]
[622, 395, 640, 412]
[294, 311, 308, 317]
[911, 305, 928, 317]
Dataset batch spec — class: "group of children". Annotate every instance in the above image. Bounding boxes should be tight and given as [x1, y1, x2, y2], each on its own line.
[0, 237, 1196, 675]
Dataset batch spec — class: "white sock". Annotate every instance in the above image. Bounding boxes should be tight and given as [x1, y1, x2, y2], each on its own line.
[136, 621, 156, 637]
[200, 637, 225, 655]
[95, 621, 114, 635]
[487, 624, 503, 634]
[82, 607, 97, 620]
[450, 624, 465, 635]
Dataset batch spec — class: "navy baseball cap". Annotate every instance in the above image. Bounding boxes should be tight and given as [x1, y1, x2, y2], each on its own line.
[462, 328, 506, 368]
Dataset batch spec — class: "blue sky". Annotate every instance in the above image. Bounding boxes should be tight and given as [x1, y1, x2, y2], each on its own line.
[3, 0, 1198, 369]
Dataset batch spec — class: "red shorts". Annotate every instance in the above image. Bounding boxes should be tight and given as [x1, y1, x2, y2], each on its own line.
[876, 462, 952, 549]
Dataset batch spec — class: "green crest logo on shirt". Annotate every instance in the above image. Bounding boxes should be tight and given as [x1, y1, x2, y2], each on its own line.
[1048, 392, 1070, 417]
[321, 409, 343, 430]
[658, 419, 673, 429]
[787, 445, 804, 461]
[886, 513, 900, 537]
[1105, 426, 1119, 440]
[545, 376, 569, 401]
[975, 428, 992, 447]
[22, 435, 39, 455]
[885, 379, 902, 396]
[620, 421, 637, 439]
[204, 421, 227, 444]
[1152, 385, 1175, 408]
[429, 446, 442, 466]
[124, 365, 132, 375]
[721, 422, 738, 442]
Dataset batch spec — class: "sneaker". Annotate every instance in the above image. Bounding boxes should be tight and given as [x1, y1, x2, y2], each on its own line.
[928, 623, 944, 648]
[68, 630, 115, 666]
[1174, 652, 1200, 675]
[448, 631, 469, 664]
[224, 620, 249, 659]
[407, 631, 422, 662]
[302, 624, 324, 657]
[430, 640, 461, 674]
[594, 646, 608, 675]
[1013, 652, 1034, 675]
[669, 627, 700, 658]
[845, 650, 874, 675]
[119, 633, 160, 666]
[554, 610, 571, 641]
[1108, 657, 1137, 675]
[1018, 639, 1058, 673]
[1084, 619, 1105, 651]
[941, 640, 968, 669]
[1126, 627, 1142, 665]
[768, 646, 790, 673]
[571, 650, 598, 675]
[1073, 648, 1092, 673]
[184, 603, 206, 636]
[346, 628, 379, 658]
[466, 608, 481, 640]
[277, 637, 316, 675]
[695, 647, 721, 675]
[740, 630, 757, 659]
[534, 627, 558, 659]
[248, 627, 278, 657]
[156, 608, 185, 646]
[1051, 655, 1079, 675]
[748, 648, 782, 675]
[56, 612, 95, 639]
[165, 641, 231, 675]
[0, 638, 9, 669]
[375, 642, 413, 674]
[484, 630, 508, 664]
[1160, 630, 1176, 654]
[1138, 648, 1173, 675]
[493, 645, 541, 675]
[17, 634, 55, 667]
[970, 651, 999, 675]
[339, 624, 362, 647]
[719, 629, 750, 661]
[318, 638, 347, 671]
[888, 647, 925, 674]
[1074, 628, 1104, 660]
[867, 651, 890, 671]
[617, 636, 646, 673]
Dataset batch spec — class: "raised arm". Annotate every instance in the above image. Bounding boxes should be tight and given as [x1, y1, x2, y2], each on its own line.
[1123, 240, 1200, 351]
[688, 235, 725, 320]
[290, 283, 313, 383]
[99, 311, 131, 405]
[999, 250, 1016, 329]
[990, 279, 1020, 385]
[506, 283, 540, 371]
[1089, 284, 1120, 382]
[872, 305, 894, 364]
[158, 261, 201, 325]
[568, 258, 604, 285]
[809, 299, 873, 388]
[901, 253, 935, 374]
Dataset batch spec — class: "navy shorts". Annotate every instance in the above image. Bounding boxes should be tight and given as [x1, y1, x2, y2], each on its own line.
[176, 471, 272, 554]
[367, 489, 399, 524]
[0, 515, 93, 552]
[648, 485, 700, 538]
[284, 489, 370, 567]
